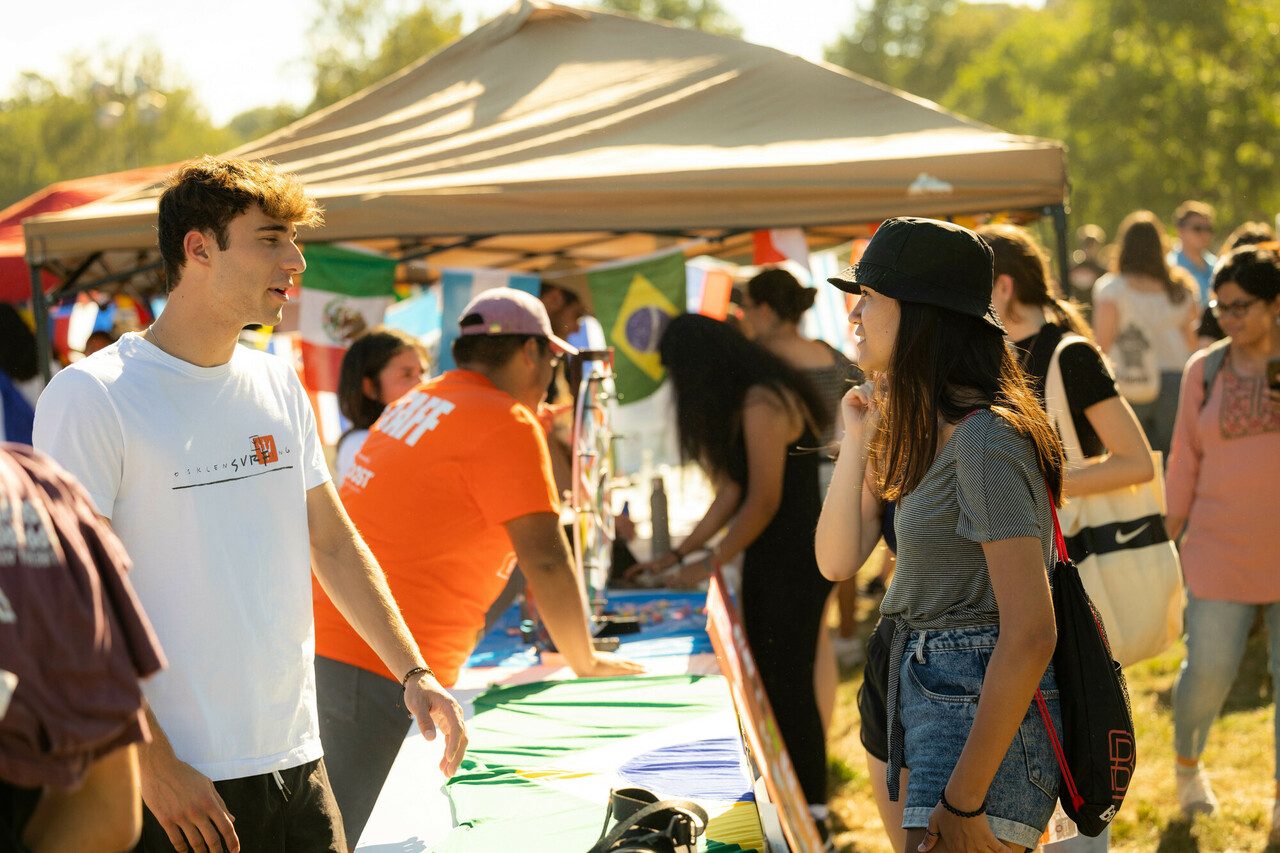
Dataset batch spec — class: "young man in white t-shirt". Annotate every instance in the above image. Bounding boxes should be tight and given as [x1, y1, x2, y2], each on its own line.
[33, 157, 467, 852]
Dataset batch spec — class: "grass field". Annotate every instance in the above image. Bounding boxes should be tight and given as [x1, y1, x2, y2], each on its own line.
[823, 595, 1278, 852]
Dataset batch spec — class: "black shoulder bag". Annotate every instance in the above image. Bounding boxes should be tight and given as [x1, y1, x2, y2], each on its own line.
[1034, 487, 1138, 837]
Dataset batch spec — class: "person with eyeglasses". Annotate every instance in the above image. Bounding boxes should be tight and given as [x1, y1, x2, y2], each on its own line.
[1168, 200, 1219, 309]
[311, 288, 643, 842]
[1196, 222, 1276, 346]
[1165, 244, 1280, 838]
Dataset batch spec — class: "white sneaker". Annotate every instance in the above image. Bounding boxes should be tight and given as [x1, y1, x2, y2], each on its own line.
[1175, 766, 1218, 817]
[833, 634, 864, 668]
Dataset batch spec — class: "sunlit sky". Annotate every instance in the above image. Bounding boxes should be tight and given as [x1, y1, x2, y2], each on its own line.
[3, 0, 1041, 125]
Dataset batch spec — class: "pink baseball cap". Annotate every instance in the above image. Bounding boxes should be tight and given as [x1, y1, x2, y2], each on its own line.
[457, 287, 579, 355]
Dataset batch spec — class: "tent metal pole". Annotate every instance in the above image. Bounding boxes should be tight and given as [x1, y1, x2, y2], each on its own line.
[1049, 204, 1070, 290]
[30, 264, 52, 384]
[59, 251, 104, 294]
[50, 259, 163, 301]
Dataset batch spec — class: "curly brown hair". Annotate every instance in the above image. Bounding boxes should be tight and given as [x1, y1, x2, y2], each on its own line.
[157, 157, 323, 290]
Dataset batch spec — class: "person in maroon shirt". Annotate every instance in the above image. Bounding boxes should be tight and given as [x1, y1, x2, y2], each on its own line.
[0, 443, 166, 851]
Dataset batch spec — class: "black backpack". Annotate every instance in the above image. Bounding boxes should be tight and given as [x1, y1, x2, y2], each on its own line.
[1034, 493, 1137, 837]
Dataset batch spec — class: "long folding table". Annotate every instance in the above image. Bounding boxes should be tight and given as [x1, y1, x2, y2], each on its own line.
[354, 590, 775, 852]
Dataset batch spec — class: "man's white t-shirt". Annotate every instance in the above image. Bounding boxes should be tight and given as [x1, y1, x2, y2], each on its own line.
[33, 333, 331, 781]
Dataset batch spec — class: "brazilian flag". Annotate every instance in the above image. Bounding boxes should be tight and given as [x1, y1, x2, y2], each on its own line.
[587, 249, 686, 403]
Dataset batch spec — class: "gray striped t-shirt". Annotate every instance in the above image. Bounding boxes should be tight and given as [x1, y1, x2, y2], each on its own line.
[881, 408, 1054, 629]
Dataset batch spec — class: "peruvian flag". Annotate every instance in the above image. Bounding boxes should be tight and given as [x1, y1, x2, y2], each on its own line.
[299, 243, 399, 392]
[752, 228, 810, 272]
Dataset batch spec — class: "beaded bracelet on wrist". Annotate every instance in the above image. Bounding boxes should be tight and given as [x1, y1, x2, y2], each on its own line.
[400, 664, 435, 689]
[939, 789, 987, 819]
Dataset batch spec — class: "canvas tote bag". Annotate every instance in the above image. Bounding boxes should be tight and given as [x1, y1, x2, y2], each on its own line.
[1045, 334, 1184, 666]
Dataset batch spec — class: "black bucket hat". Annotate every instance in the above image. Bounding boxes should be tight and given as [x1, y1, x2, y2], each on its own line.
[827, 217, 1006, 334]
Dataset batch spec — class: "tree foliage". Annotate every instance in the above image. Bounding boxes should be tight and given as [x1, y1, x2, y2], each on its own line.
[225, 104, 306, 144]
[0, 49, 236, 210]
[596, 0, 742, 35]
[307, 0, 462, 112]
[825, 0, 1280, 237]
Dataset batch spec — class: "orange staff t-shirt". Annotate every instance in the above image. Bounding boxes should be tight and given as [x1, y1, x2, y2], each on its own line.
[312, 370, 559, 687]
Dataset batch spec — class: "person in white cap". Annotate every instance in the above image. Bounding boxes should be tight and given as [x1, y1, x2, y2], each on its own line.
[312, 287, 644, 841]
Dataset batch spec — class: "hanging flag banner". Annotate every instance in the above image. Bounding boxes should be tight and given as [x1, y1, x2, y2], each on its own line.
[804, 249, 856, 354]
[694, 268, 734, 320]
[300, 243, 399, 392]
[436, 268, 541, 372]
[684, 259, 735, 318]
[587, 249, 686, 405]
[752, 228, 810, 273]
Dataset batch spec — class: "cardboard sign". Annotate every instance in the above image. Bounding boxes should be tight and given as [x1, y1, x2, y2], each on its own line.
[705, 571, 824, 852]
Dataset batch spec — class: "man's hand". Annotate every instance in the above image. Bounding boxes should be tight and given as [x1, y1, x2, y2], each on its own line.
[403, 674, 469, 778]
[573, 651, 646, 679]
[139, 748, 238, 853]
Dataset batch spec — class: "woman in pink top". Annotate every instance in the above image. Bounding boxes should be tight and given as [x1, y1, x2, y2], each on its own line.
[1166, 244, 1280, 839]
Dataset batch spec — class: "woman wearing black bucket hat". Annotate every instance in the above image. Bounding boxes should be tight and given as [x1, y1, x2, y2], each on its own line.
[816, 218, 1066, 852]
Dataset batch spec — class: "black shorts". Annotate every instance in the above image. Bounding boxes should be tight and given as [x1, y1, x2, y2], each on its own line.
[137, 757, 345, 852]
[857, 617, 895, 763]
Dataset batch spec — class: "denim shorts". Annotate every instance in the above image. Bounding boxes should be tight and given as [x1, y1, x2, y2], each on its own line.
[898, 624, 1061, 850]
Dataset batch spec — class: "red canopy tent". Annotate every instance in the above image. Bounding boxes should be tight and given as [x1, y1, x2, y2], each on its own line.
[0, 165, 173, 304]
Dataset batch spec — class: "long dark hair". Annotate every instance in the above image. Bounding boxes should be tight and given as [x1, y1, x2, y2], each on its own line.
[979, 223, 1093, 339]
[337, 327, 427, 430]
[1114, 210, 1195, 305]
[0, 305, 38, 382]
[659, 313, 831, 480]
[870, 302, 1064, 504]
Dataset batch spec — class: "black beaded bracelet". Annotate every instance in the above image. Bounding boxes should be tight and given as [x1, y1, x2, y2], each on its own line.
[939, 789, 987, 819]
[400, 664, 435, 689]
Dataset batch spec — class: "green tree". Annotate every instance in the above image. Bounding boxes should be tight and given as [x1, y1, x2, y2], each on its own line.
[0, 49, 236, 209]
[595, 0, 742, 35]
[944, 0, 1280, 234]
[824, 0, 1280, 240]
[825, 1, 1027, 103]
[825, 0, 955, 90]
[226, 104, 305, 145]
[307, 0, 462, 112]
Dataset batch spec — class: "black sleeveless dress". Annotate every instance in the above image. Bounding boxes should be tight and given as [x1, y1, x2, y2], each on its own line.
[729, 421, 833, 805]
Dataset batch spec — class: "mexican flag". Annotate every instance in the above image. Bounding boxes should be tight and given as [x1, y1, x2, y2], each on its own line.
[586, 249, 686, 404]
[436, 268, 541, 372]
[299, 243, 399, 392]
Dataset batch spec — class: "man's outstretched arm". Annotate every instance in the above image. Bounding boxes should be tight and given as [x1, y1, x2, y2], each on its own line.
[504, 511, 644, 679]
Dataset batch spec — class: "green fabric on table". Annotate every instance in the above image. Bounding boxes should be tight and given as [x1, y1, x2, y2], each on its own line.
[437, 675, 743, 852]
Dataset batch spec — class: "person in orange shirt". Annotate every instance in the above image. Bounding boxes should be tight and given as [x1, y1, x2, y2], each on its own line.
[312, 287, 643, 842]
